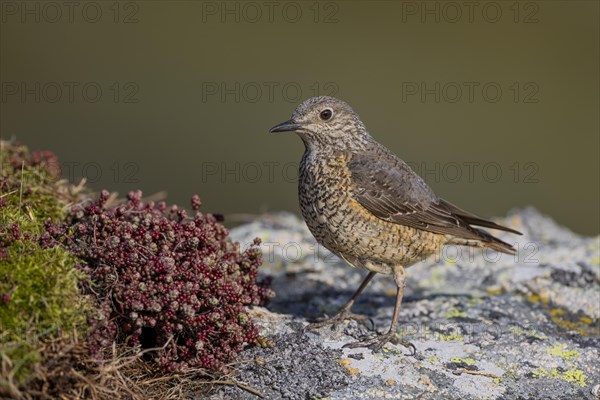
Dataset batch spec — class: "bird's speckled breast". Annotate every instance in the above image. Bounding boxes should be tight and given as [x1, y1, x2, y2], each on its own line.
[299, 151, 446, 269]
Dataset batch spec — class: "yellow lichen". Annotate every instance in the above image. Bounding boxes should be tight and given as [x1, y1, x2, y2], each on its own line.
[550, 308, 565, 317]
[526, 292, 549, 304]
[467, 297, 484, 306]
[445, 307, 468, 319]
[563, 369, 588, 386]
[438, 333, 464, 341]
[450, 357, 476, 365]
[339, 359, 360, 375]
[486, 287, 504, 295]
[419, 267, 446, 289]
[509, 326, 547, 340]
[547, 343, 579, 361]
[549, 308, 600, 337]
[531, 368, 588, 387]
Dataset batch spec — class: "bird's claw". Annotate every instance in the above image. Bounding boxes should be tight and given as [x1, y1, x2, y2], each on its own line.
[343, 332, 416, 355]
[307, 309, 369, 330]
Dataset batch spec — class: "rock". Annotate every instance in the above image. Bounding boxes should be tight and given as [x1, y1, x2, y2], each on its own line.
[215, 208, 599, 400]
[217, 331, 349, 400]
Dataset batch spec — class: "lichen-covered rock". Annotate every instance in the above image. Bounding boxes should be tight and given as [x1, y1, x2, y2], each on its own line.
[222, 209, 600, 400]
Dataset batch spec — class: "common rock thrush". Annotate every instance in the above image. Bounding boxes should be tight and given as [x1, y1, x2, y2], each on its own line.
[270, 96, 521, 351]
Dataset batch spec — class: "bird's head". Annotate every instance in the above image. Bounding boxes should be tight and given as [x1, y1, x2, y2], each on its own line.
[270, 96, 370, 152]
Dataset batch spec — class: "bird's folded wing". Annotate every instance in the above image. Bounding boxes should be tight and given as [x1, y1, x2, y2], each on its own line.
[346, 151, 520, 241]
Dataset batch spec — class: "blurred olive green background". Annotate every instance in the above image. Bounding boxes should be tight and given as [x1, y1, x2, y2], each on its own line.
[1, 1, 598, 235]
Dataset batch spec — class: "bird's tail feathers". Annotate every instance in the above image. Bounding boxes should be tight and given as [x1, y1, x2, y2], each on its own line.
[440, 199, 522, 235]
[448, 229, 517, 255]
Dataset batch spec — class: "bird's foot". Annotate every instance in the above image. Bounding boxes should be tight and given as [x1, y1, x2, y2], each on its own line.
[343, 332, 416, 354]
[307, 308, 369, 330]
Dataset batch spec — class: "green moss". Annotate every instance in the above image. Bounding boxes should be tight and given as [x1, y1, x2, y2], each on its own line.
[0, 142, 91, 382]
[0, 244, 88, 338]
[0, 152, 65, 230]
[0, 231, 90, 383]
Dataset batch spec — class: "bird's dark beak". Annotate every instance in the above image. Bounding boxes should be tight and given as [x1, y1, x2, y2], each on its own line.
[269, 119, 301, 133]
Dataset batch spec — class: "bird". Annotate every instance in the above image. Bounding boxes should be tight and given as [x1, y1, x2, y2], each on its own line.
[269, 96, 521, 352]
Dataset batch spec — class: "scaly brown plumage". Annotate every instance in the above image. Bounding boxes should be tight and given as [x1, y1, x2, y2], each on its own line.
[270, 96, 521, 351]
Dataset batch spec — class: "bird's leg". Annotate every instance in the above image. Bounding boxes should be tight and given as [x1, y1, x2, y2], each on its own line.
[344, 266, 415, 354]
[307, 271, 376, 330]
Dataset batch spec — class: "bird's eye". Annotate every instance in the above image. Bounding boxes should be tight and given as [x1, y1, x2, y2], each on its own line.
[319, 109, 333, 121]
